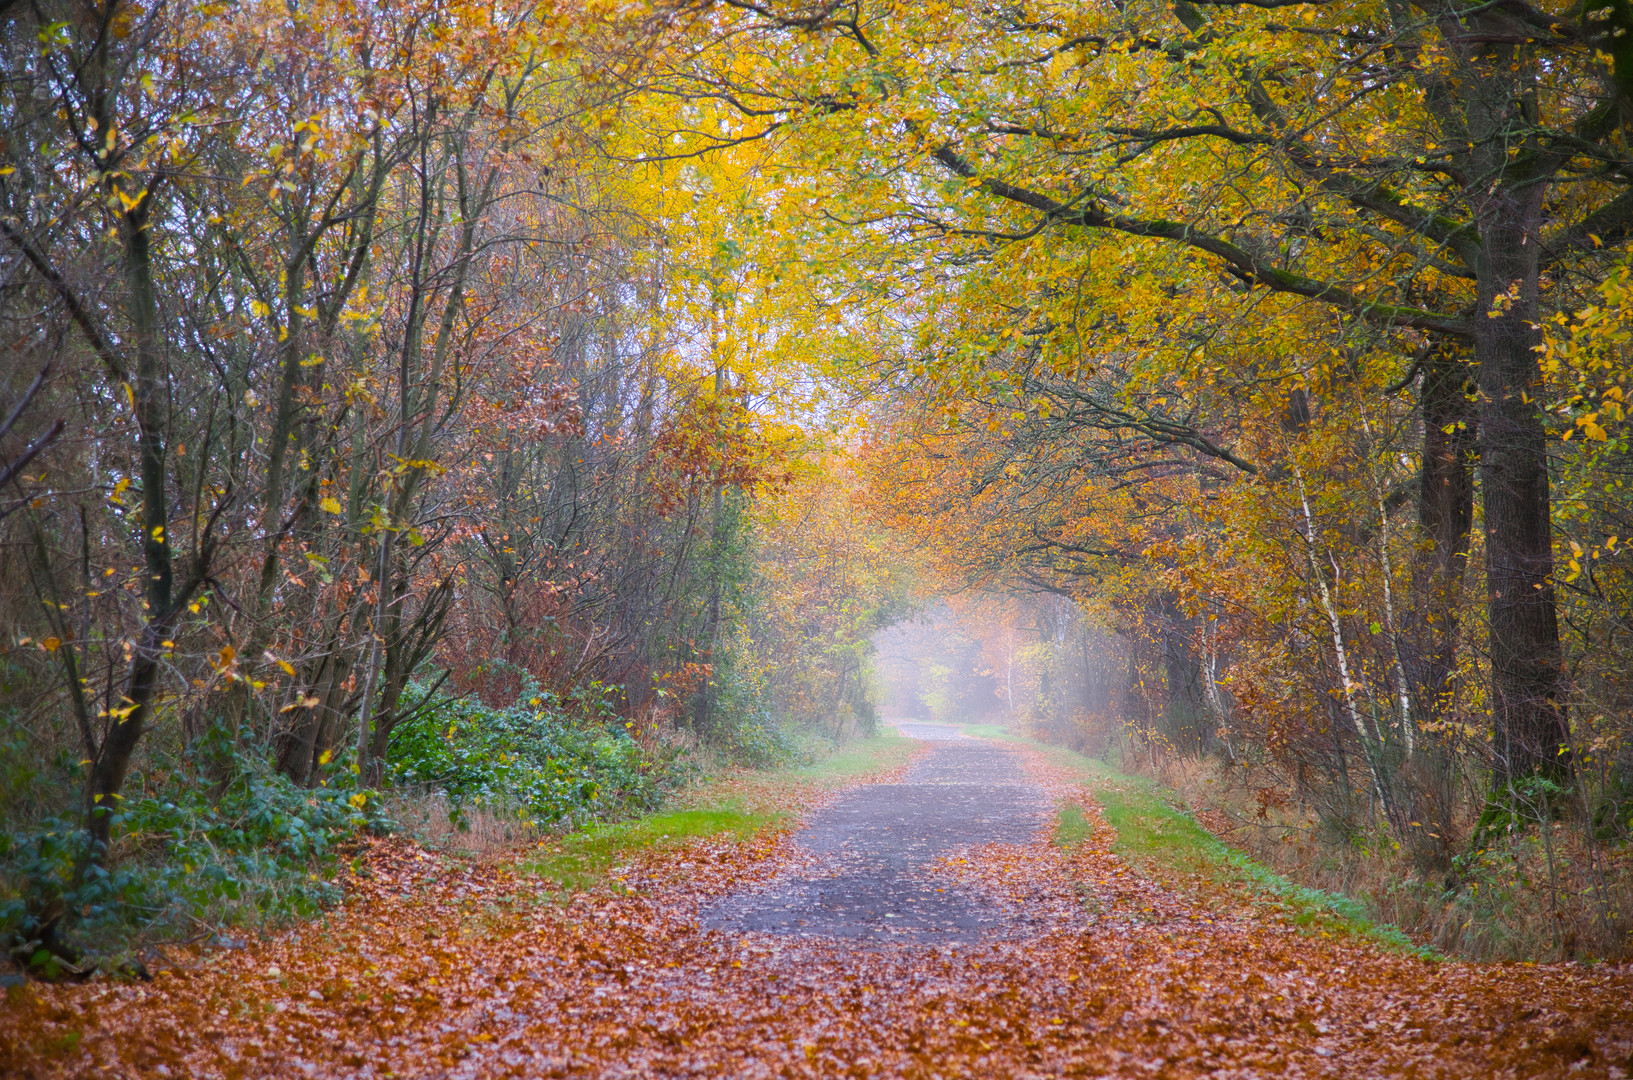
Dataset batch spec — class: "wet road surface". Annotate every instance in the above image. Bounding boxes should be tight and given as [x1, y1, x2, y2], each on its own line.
[706, 723, 1056, 943]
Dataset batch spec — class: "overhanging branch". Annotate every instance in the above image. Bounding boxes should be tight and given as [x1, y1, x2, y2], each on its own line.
[928, 145, 1471, 338]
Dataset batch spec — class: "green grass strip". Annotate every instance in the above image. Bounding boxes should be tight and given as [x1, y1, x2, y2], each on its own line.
[1054, 802, 1094, 849]
[787, 730, 917, 782]
[520, 802, 786, 893]
[947, 723, 1436, 958]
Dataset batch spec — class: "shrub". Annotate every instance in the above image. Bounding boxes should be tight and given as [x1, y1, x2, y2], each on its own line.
[386, 679, 690, 829]
[715, 716, 805, 769]
[0, 725, 379, 973]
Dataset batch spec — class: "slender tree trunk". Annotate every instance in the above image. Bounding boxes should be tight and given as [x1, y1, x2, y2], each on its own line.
[1297, 466, 1409, 834]
[694, 362, 729, 735]
[1409, 346, 1475, 863]
[355, 526, 393, 785]
[88, 202, 171, 851]
[1417, 346, 1476, 713]
[1005, 625, 1015, 718]
[1158, 614, 1207, 755]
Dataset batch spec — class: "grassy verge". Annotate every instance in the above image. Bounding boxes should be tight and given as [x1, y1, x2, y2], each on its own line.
[519, 803, 787, 894]
[949, 723, 1433, 957]
[1089, 768, 1430, 956]
[515, 730, 915, 897]
[1054, 802, 1094, 849]
[788, 729, 917, 782]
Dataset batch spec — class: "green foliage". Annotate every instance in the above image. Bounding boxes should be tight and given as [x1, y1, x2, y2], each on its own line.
[1593, 778, 1633, 842]
[1474, 774, 1573, 839]
[713, 714, 805, 769]
[703, 624, 798, 767]
[0, 725, 378, 970]
[386, 679, 690, 828]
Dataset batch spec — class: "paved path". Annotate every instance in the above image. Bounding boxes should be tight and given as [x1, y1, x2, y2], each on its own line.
[705, 723, 1056, 943]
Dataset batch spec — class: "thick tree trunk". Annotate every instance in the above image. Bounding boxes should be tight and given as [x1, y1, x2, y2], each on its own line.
[1474, 200, 1572, 791]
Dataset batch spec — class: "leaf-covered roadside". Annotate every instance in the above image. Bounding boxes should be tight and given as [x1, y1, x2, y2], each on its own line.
[2, 745, 1628, 1079]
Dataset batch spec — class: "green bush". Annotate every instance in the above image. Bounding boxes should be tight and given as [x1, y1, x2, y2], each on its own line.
[386, 679, 690, 828]
[715, 715, 804, 768]
[0, 726, 379, 973]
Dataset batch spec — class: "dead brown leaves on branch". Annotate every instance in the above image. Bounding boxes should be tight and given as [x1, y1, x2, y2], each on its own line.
[2, 755, 1630, 1079]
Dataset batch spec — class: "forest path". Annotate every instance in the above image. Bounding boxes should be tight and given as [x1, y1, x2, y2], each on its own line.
[4, 729, 1632, 1079]
[704, 724, 1060, 943]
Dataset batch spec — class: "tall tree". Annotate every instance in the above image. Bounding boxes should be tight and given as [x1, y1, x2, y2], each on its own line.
[646, 0, 1633, 790]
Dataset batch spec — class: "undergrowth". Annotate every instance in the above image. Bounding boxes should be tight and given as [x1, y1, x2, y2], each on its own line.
[1129, 753, 1633, 962]
[1, 679, 695, 974]
[386, 677, 690, 832]
[0, 725, 381, 976]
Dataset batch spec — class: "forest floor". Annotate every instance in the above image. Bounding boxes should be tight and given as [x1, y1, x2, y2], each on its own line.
[3, 725, 1632, 1079]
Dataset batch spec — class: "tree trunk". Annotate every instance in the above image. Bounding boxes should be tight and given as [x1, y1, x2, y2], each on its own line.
[1473, 196, 1572, 791]
[1417, 345, 1476, 708]
[694, 361, 729, 736]
[1408, 345, 1476, 863]
[1158, 614, 1208, 755]
[88, 201, 172, 851]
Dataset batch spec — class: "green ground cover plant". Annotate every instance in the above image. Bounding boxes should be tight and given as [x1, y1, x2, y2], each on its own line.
[1, 680, 696, 973]
[385, 679, 689, 830]
[0, 724, 380, 975]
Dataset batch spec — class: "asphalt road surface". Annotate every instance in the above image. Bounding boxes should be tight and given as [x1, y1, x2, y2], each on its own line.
[707, 723, 1056, 943]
